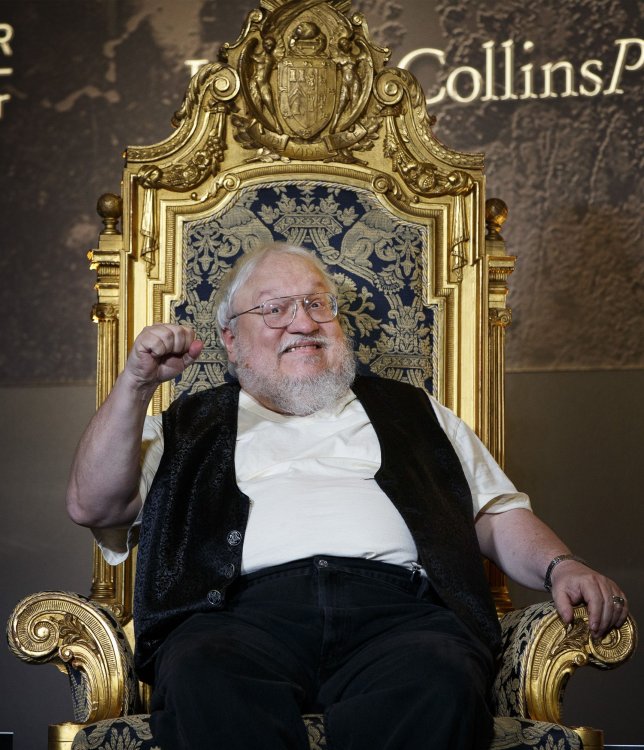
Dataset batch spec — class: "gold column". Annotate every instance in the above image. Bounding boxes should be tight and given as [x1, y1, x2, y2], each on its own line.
[87, 194, 132, 622]
[485, 198, 515, 614]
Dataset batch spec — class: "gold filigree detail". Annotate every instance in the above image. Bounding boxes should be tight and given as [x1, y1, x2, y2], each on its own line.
[172, 63, 240, 128]
[383, 129, 474, 198]
[489, 308, 512, 328]
[226, 1, 388, 163]
[7, 592, 137, 723]
[137, 108, 228, 191]
[525, 605, 637, 724]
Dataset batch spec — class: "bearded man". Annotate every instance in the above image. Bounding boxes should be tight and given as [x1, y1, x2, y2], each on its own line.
[67, 243, 628, 750]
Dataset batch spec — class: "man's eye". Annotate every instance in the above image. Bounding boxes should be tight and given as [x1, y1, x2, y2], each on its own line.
[308, 297, 326, 310]
[266, 303, 286, 315]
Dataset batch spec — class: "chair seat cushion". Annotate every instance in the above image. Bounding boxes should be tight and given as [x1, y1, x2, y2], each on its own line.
[71, 713, 582, 749]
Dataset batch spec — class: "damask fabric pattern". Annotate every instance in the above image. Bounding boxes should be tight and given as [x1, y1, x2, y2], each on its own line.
[173, 181, 437, 396]
[71, 714, 582, 749]
[493, 601, 558, 717]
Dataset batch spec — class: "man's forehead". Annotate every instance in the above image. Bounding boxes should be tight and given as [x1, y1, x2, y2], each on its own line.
[243, 254, 329, 299]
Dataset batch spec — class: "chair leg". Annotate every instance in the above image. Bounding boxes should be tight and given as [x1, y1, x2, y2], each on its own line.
[48, 722, 85, 750]
[572, 726, 604, 750]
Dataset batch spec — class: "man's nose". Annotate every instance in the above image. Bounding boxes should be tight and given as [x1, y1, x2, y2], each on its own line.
[287, 303, 319, 333]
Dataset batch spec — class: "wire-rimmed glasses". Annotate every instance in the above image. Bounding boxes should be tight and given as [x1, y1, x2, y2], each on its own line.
[228, 292, 338, 329]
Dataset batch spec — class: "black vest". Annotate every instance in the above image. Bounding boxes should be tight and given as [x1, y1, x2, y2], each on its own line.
[134, 376, 501, 682]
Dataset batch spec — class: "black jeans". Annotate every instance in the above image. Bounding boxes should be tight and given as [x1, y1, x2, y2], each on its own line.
[150, 556, 496, 749]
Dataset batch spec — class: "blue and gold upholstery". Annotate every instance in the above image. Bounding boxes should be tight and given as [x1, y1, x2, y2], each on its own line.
[175, 181, 436, 395]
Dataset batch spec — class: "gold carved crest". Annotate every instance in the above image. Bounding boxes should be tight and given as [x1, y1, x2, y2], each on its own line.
[227, 1, 384, 161]
[276, 54, 335, 138]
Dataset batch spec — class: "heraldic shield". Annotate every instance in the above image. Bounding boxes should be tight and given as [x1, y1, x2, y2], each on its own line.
[277, 55, 335, 138]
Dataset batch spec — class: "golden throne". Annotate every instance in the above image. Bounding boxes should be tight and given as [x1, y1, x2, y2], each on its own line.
[7, 2, 636, 749]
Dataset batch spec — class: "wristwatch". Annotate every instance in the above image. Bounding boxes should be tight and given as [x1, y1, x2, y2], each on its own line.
[543, 553, 587, 592]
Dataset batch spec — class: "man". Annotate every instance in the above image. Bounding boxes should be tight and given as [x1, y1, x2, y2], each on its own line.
[67, 243, 628, 750]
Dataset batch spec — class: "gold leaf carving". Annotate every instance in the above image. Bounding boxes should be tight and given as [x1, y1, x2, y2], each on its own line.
[383, 129, 474, 198]
[7, 592, 137, 723]
[226, 0, 388, 163]
[525, 604, 637, 724]
[137, 118, 227, 191]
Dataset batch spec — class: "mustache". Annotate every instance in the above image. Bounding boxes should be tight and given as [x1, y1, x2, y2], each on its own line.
[278, 335, 330, 355]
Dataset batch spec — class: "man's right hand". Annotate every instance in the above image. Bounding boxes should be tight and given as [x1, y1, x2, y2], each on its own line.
[66, 324, 203, 529]
[123, 324, 204, 394]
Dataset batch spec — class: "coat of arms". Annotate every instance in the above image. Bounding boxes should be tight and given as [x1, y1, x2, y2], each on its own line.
[231, 4, 381, 161]
[277, 53, 335, 138]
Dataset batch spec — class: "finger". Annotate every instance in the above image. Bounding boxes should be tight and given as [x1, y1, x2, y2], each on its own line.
[138, 325, 196, 359]
[588, 581, 626, 638]
[553, 591, 574, 627]
[184, 339, 204, 364]
[584, 582, 612, 638]
[599, 584, 631, 635]
[609, 592, 629, 630]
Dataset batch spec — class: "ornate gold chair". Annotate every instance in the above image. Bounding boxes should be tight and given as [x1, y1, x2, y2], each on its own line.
[7, 2, 636, 749]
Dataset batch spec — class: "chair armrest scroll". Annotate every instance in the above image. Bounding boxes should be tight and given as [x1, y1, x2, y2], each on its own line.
[494, 601, 637, 723]
[6, 591, 138, 723]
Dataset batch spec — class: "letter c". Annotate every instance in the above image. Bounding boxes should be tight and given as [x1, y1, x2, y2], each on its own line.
[397, 47, 447, 106]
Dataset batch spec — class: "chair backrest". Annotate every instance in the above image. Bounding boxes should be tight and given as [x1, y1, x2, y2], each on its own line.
[88, 0, 515, 628]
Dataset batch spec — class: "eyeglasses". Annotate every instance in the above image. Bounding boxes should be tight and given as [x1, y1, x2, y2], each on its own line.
[228, 292, 338, 329]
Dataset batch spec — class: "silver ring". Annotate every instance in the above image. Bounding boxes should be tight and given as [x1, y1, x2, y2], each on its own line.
[612, 595, 625, 607]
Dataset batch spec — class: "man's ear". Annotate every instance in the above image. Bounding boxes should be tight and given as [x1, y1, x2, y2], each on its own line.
[221, 327, 237, 363]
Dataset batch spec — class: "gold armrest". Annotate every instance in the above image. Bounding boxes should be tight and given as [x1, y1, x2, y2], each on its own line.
[496, 601, 637, 723]
[7, 591, 138, 724]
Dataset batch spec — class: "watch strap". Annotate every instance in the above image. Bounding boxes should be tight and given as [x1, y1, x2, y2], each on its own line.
[544, 553, 587, 592]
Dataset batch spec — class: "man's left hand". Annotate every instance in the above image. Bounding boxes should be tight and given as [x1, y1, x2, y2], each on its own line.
[550, 559, 629, 639]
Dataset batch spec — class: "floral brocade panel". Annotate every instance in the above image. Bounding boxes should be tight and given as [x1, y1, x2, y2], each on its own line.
[173, 182, 437, 397]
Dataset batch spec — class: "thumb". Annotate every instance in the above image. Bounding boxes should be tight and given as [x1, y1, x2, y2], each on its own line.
[183, 339, 204, 365]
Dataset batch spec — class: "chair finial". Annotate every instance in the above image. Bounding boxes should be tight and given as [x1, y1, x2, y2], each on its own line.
[96, 193, 122, 235]
[485, 198, 508, 241]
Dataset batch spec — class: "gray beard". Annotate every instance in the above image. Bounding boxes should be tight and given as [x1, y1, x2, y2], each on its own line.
[234, 336, 357, 416]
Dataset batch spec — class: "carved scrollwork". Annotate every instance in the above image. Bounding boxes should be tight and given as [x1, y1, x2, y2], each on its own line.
[525, 605, 637, 724]
[135, 98, 229, 193]
[91, 303, 118, 323]
[7, 592, 138, 723]
[382, 128, 474, 198]
[588, 617, 638, 664]
[171, 62, 239, 127]
[373, 69, 405, 106]
[489, 307, 512, 328]
[375, 66, 483, 171]
[137, 119, 227, 191]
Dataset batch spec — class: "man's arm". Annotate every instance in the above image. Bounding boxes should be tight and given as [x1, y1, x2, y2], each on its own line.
[476, 507, 628, 639]
[66, 324, 203, 529]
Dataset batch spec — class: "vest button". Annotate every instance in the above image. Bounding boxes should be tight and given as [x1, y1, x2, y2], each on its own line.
[207, 589, 223, 606]
[227, 530, 242, 546]
[220, 563, 235, 579]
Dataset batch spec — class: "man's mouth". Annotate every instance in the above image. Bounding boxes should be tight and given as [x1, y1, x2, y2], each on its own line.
[280, 337, 327, 355]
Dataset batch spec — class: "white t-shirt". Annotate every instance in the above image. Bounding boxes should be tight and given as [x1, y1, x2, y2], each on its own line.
[94, 388, 531, 567]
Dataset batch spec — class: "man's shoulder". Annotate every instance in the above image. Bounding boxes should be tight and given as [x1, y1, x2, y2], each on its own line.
[352, 375, 438, 422]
